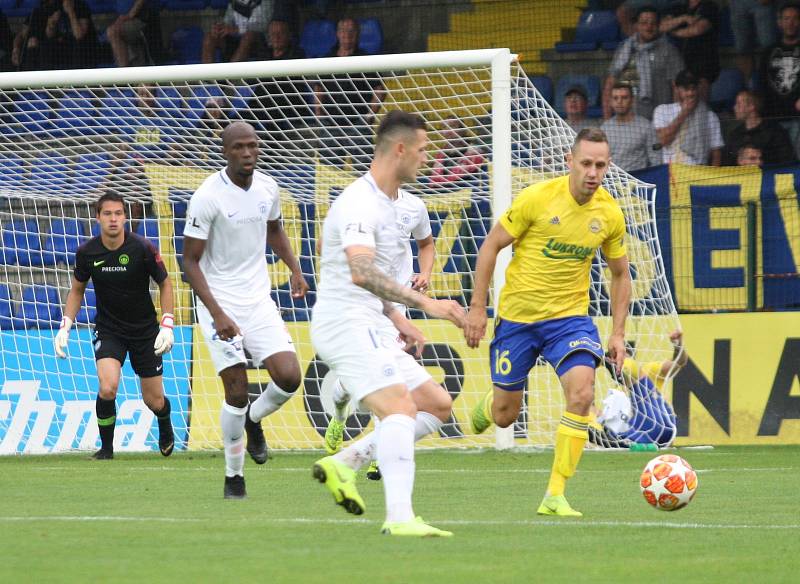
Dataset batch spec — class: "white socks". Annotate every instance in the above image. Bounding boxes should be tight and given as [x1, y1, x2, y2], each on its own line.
[414, 411, 443, 440]
[249, 381, 293, 422]
[221, 402, 246, 478]
[331, 378, 350, 423]
[377, 414, 416, 523]
[334, 412, 443, 471]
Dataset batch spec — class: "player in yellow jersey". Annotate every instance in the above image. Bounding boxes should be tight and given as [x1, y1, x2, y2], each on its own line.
[464, 128, 632, 517]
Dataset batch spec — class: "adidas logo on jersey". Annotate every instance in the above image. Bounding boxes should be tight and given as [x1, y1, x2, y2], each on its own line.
[549, 216, 560, 225]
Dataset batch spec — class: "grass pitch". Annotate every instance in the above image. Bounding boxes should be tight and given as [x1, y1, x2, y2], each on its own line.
[1, 446, 798, 583]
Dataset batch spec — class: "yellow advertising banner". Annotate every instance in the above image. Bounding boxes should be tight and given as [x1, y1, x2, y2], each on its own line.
[188, 312, 800, 449]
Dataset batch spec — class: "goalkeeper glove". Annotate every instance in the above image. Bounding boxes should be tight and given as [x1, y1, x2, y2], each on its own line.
[154, 313, 175, 356]
[54, 316, 72, 359]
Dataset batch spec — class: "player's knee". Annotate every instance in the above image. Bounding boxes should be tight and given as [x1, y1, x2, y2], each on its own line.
[272, 369, 302, 394]
[98, 386, 117, 400]
[412, 382, 452, 421]
[493, 401, 519, 428]
[430, 390, 453, 422]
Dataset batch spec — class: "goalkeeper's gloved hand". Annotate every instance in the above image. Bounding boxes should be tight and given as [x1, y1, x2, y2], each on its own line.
[154, 313, 175, 356]
[54, 316, 72, 359]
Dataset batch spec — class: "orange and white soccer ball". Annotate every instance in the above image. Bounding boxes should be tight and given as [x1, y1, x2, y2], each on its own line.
[640, 454, 698, 511]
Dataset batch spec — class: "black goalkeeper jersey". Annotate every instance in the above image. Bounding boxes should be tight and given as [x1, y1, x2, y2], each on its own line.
[74, 232, 168, 340]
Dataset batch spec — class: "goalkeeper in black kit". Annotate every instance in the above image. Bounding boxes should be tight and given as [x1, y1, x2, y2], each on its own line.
[55, 192, 176, 459]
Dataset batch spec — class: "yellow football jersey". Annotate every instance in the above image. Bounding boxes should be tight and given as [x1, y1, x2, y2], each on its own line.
[622, 358, 665, 391]
[497, 175, 626, 323]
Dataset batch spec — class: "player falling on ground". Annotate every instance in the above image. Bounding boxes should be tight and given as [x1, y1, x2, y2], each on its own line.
[55, 192, 176, 460]
[311, 110, 465, 537]
[590, 330, 688, 448]
[322, 130, 447, 483]
[183, 121, 308, 499]
[464, 127, 632, 517]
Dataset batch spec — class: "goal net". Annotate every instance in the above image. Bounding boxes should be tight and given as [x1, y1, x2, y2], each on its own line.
[0, 50, 680, 454]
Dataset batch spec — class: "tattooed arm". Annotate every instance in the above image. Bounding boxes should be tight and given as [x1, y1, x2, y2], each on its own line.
[346, 245, 464, 327]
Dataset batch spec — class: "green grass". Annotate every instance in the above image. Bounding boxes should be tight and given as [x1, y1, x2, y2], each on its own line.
[1, 447, 799, 583]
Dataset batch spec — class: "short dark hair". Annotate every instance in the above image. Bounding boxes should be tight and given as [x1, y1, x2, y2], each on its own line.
[674, 69, 699, 88]
[780, 2, 800, 17]
[737, 89, 764, 114]
[96, 192, 126, 215]
[611, 82, 633, 95]
[635, 5, 660, 23]
[375, 110, 427, 151]
[738, 143, 763, 155]
[571, 127, 609, 152]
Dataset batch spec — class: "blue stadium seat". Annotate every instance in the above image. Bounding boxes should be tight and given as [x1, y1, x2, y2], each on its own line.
[170, 26, 204, 65]
[13, 91, 54, 134]
[75, 282, 97, 325]
[164, 0, 205, 9]
[28, 154, 71, 192]
[710, 68, 745, 113]
[135, 217, 160, 248]
[54, 90, 100, 137]
[43, 217, 86, 266]
[2, 0, 38, 17]
[555, 10, 619, 53]
[358, 18, 383, 55]
[74, 153, 112, 193]
[2, 220, 45, 266]
[530, 75, 554, 104]
[300, 19, 337, 58]
[84, 0, 116, 12]
[555, 74, 601, 114]
[208, 0, 227, 8]
[0, 284, 14, 330]
[14, 285, 62, 329]
[0, 154, 26, 188]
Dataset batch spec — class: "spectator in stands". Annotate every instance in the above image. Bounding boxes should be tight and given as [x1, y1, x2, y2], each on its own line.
[201, 0, 272, 64]
[430, 117, 485, 184]
[193, 97, 230, 164]
[615, 0, 674, 37]
[723, 90, 795, 166]
[653, 69, 723, 165]
[106, 0, 161, 67]
[0, 11, 14, 71]
[11, 0, 98, 70]
[761, 2, 800, 149]
[563, 85, 600, 133]
[731, 0, 777, 84]
[255, 18, 304, 60]
[247, 19, 308, 165]
[604, 5, 685, 120]
[737, 143, 764, 166]
[314, 17, 385, 170]
[659, 0, 720, 99]
[602, 83, 659, 171]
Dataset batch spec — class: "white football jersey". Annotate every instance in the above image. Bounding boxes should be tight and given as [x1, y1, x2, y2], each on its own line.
[391, 190, 431, 312]
[314, 173, 404, 320]
[183, 168, 281, 305]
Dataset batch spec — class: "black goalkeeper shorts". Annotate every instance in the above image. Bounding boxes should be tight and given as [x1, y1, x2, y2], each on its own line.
[93, 329, 163, 378]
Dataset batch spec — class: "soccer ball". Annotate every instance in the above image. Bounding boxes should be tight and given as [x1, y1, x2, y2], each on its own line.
[640, 454, 698, 511]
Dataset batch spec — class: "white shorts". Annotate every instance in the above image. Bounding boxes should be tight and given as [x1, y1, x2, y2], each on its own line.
[196, 297, 295, 374]
[311, 314, 432, 406]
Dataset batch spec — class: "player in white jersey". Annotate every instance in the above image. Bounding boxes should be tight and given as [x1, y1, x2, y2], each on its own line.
[183, 122, 308, 499]
[311, 110, 465, 537]
[322, 190, 455, 483]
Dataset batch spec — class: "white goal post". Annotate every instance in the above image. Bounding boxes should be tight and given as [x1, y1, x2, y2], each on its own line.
[0, 49, 680, 454]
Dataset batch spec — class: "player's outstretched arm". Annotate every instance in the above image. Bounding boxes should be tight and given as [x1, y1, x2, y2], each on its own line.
[346, 245, 465, 328]
[410, 235, 434, 293]
[267, 219, 308, 299]
[465, 222, 514, 348]
[183, 236, 241, 341]
[55, 277, 87, 359]
[153, 276, 175, 356]
[605, 254, 632, 373]
[384, 304, 426, 357]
